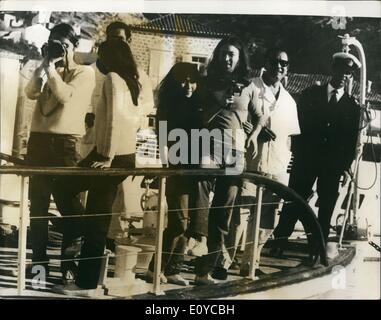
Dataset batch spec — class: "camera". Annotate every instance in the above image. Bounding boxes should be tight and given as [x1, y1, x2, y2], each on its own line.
[258, 126, 277, 142]
[231, 80, 244, 97]
[41, 40, 67, 60]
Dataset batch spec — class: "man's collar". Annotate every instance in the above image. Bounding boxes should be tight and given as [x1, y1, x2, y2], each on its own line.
[328, 82, 344, 96]
[327, 82, 345, 102]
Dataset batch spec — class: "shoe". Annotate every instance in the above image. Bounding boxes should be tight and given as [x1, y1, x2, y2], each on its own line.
[145, 270, 167, 284]
[269, 247, 284, 258]
[64, 239, 83, 257]
[184, 237, 196, 254]
[230, 257, 240, 270]
[194, 274, 217, 285]
[61, 260, 78, 284]
[166, 274, 189, 286]
[61, 267, 77, 285]
[305, 253, 328, 267]
[105, 237, 116, 252]
[240, 268, 266, 277]
[187, 237, 208, 257]
[211, 267, 228, 280]
[52, 283, 99, 297]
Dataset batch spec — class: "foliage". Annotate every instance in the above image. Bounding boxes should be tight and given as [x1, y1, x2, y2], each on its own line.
[0, 37, 41, 59]
[49, 12, 146, 45]
[182, 14, 381, 91]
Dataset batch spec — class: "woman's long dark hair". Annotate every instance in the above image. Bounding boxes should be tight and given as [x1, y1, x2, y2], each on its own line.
[98, 39, 141, 106]
[156, 62, 201, 121]
[207, 35, 252, 85]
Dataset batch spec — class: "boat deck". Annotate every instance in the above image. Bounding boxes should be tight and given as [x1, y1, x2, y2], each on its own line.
[0, 230, 361, 299]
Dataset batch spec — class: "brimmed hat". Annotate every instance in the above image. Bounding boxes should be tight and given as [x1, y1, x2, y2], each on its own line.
[332, 52, 362, 70]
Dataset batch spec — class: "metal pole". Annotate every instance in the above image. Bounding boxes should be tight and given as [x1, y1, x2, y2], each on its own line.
[352, 41, 366, 226]
[340, 34, 367, 230]
[339, 181, 354, 248]
[152, 176, 166, 295]
[17, 176, 28, 294]
[248, 185, 263, 280]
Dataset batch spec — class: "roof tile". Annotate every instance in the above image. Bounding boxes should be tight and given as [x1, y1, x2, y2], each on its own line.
[131, 14, 229, 38]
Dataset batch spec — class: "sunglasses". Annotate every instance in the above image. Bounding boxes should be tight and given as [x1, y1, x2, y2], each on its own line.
[272, 59, 289, 68]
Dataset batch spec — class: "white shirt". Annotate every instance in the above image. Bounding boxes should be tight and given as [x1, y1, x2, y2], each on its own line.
[26, 64, 95, 136]
[247, 76, 300, 175]
[96, 72, 145, 158]
[327, 83, 344, 103]
[91, 63, 154, 120]
[86, 65, 154, 158]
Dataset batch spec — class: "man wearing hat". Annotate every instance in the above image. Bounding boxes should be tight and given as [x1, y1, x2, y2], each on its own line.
[272, 52, 361, 251]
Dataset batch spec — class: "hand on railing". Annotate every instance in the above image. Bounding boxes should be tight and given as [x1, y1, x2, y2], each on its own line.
[91, 159, 112, 169]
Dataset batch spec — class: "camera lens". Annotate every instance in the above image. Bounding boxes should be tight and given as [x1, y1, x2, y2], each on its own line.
[47, 41, 66, 59]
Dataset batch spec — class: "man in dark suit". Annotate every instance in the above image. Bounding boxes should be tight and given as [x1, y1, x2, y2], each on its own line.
[272, 52, 361, 248]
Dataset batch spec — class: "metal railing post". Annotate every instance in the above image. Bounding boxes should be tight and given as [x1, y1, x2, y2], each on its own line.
[248, 185, 264, 280]
[17, 176, 28, 294]
[339, 180, 354, 248]
[152, 176, 166, 295]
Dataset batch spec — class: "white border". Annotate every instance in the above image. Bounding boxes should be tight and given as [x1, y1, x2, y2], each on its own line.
[0, 1, 380, 18]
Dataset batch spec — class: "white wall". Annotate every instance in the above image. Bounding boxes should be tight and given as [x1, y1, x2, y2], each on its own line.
[0, 54, 21, 155]
[0, 53, 22, 227]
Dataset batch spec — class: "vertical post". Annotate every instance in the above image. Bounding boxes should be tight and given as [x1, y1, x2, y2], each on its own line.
[341, 35, 367, 228]
[98, 250, 110, 289]
[17, 176, 28, 294]
[152, 176, 166, 295]
[339, 181, 354, 248]
[249, 185, 263, 280]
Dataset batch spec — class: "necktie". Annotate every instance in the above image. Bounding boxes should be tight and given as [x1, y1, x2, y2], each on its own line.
[329, 89, 338, 106]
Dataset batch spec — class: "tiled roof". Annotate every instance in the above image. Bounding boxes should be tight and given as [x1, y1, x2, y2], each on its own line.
[252, 70, 380, 105]
[131, 14, 229, 38]
[285, 73, 381, 105]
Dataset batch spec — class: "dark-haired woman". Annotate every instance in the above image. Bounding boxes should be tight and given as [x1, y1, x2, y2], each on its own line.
[194, 36, 265, 284]
[147, 62, 205, 286]
[53, 39, 143, 294]
[24, 23, 95, 278]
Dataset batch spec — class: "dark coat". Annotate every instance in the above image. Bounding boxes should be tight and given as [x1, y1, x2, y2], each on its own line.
[292, 84, 360, 172]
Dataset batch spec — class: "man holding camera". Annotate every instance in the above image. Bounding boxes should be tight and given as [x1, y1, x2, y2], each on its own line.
[25, 23, 95, 277]
[239, 48, 300, 276]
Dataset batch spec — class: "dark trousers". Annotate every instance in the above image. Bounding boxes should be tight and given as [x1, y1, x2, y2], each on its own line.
[53, 152, 134, 289]
[26, 132, 82, 269]
[194, 176, 240, 276]
[273, 160, 341, 245]
[149, 175, 208, 276]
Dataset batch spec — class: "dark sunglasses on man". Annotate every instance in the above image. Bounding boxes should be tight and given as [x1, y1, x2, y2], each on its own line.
[272, 59, 289, 68]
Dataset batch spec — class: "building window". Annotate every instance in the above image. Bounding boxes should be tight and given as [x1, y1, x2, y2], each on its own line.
[191, 56, 207, 69]
[190, 56, 208, 75]
[191, 56, 207, 64]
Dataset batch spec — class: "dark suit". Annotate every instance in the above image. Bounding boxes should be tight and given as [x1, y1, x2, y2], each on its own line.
[273, 84, 360, 243]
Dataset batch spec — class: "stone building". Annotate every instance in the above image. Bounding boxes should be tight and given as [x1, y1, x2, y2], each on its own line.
[130, 14, 229, 89]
